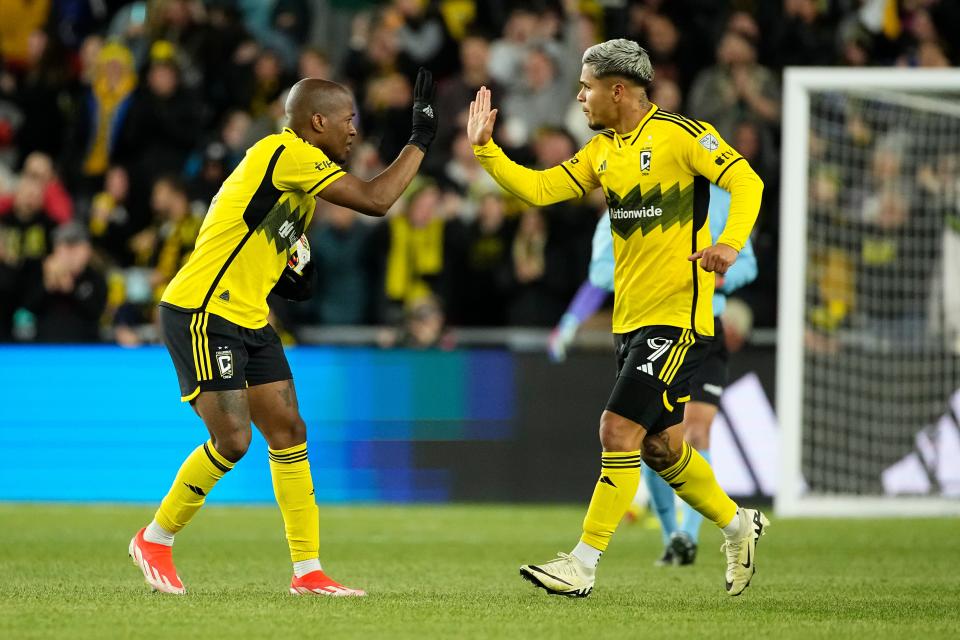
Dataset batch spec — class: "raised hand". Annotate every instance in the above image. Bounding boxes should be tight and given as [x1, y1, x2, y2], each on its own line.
[467, 86, 498, 146]
[408, 67, 438, 152]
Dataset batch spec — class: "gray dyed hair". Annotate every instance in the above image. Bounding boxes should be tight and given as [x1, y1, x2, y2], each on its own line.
[581, 39, 653, 87]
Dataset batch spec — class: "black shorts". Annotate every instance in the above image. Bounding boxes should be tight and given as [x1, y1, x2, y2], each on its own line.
[605, 325, 713, 434]
[159, 305, 292, 402]
[689, 317, 729, 407]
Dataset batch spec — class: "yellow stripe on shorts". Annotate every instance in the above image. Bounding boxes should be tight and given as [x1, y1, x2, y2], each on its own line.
[658, 330, 687, 381]
[201, 312, 212, 380]
[190, 313, 203, 381]
[662, 390, 674, 412]
[663, 330, 695, 385]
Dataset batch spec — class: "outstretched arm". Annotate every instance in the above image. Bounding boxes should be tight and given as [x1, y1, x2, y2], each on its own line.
[468, 87, 597, 207]
[321, 69, 438, 217]
[320, 147, 424, 217]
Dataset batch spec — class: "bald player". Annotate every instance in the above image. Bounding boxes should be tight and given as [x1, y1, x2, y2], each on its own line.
[128, 70, 438, 597]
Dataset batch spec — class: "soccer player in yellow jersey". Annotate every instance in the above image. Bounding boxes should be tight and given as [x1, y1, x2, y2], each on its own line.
[128, 69, 439, 596]
[467, 40, 768, 597]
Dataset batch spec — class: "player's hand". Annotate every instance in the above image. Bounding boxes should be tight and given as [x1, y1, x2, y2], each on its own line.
[689, 243, 738, 275]
[547, 314, 579, 363]
[467, 86, 498, 146]
[408, 67, 437, 152]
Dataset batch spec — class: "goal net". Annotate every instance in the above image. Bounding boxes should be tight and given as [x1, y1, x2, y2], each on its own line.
[778, 69, 960, 516]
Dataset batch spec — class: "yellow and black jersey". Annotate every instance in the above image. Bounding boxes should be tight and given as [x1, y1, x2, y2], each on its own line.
[473, 103, 763, 336]
[161, 128, 345, 328]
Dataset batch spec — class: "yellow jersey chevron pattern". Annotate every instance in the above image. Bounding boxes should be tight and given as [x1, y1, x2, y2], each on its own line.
[161, 128, 345, 329]
[473, 103, 763, 336]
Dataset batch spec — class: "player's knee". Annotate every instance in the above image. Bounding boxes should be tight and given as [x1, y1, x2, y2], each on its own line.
[683, 404, 716, 450]
[212, 429, 251, 462]
[286, 415, 307, 444]
[599, 411, 641, 451]
[264, 414, 307, 450]
[685, 421, 710, 450]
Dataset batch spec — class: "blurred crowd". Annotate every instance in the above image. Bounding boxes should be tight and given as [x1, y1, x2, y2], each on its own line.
[805, 90, 960, 352]
[0, 0, 957, 346]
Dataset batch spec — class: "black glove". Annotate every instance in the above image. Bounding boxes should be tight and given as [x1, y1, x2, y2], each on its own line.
[408, 67, 437, 152]
[271, 235, 316, 301]
[271, 261, 315, 301]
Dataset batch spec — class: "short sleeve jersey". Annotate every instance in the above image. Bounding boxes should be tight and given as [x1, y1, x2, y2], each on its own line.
[161, 128, 345, 328]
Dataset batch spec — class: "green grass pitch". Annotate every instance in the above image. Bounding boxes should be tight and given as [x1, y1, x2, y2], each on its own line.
[1, 504, 957, 639]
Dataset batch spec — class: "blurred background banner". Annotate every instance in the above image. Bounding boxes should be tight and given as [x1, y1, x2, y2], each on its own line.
[0, 343, 782, 503]
[0, 345, 516, 502]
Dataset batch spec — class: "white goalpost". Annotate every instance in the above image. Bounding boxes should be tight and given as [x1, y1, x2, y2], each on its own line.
[777, 68, 960, 517]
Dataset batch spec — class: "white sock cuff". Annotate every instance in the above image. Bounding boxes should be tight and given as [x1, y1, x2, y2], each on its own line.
[720, 508, 743, 539]
[293, 558, 322, 578]
[571, 541, 603, 569]
[143, 520, 175, 546]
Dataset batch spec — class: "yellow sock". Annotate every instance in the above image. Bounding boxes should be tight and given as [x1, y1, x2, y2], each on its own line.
[580, 450, 642, 551]
[658, 442, 737, 527]
[155, 440, 234, 533]
[269, 443, 319, 562]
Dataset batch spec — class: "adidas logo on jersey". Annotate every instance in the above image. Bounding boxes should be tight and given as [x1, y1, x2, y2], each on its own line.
[219, 290, 230, 302]
[636, 362, 654, 375]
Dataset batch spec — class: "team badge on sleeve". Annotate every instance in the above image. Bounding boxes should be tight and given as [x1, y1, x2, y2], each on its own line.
[698, 134, 719, 151]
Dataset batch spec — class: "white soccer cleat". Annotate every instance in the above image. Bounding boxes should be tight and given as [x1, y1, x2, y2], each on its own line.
[721, 508, 769, 596]
[520, 553, 596, 598]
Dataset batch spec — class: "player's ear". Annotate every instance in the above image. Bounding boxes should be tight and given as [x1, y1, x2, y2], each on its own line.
[312, 113, 325, 132]
[611, 81, 625, 102]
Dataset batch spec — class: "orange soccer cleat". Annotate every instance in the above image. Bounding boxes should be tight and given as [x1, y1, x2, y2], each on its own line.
[289, 570, 366, 596]
[128, 528, 186, 595]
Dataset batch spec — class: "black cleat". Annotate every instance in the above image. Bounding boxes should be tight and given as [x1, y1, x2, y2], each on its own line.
[669, 531, 698, 566]
[654, 546, 676, 567]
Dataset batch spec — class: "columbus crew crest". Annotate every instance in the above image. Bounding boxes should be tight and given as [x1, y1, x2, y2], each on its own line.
[639, 148, 652, 175]
[216, 347, 234, 379]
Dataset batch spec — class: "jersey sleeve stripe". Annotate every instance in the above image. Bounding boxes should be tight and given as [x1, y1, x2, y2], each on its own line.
[658, 111, 706, 133]
[560, 164, 586, 196]
[651, 114, 698, 137]
[307, 168, 344, 194]
[715, 157, 744, 184]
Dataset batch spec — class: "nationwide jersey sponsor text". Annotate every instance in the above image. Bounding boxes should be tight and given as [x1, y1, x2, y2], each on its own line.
[610, 205, 663, 220]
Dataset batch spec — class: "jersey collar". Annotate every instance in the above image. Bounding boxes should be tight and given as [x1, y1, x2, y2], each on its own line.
[614, 103, 659, 148]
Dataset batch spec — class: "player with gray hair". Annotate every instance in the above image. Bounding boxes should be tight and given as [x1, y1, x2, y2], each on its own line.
[467, 39, 767, 598]
[581, 38, 654, 89]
